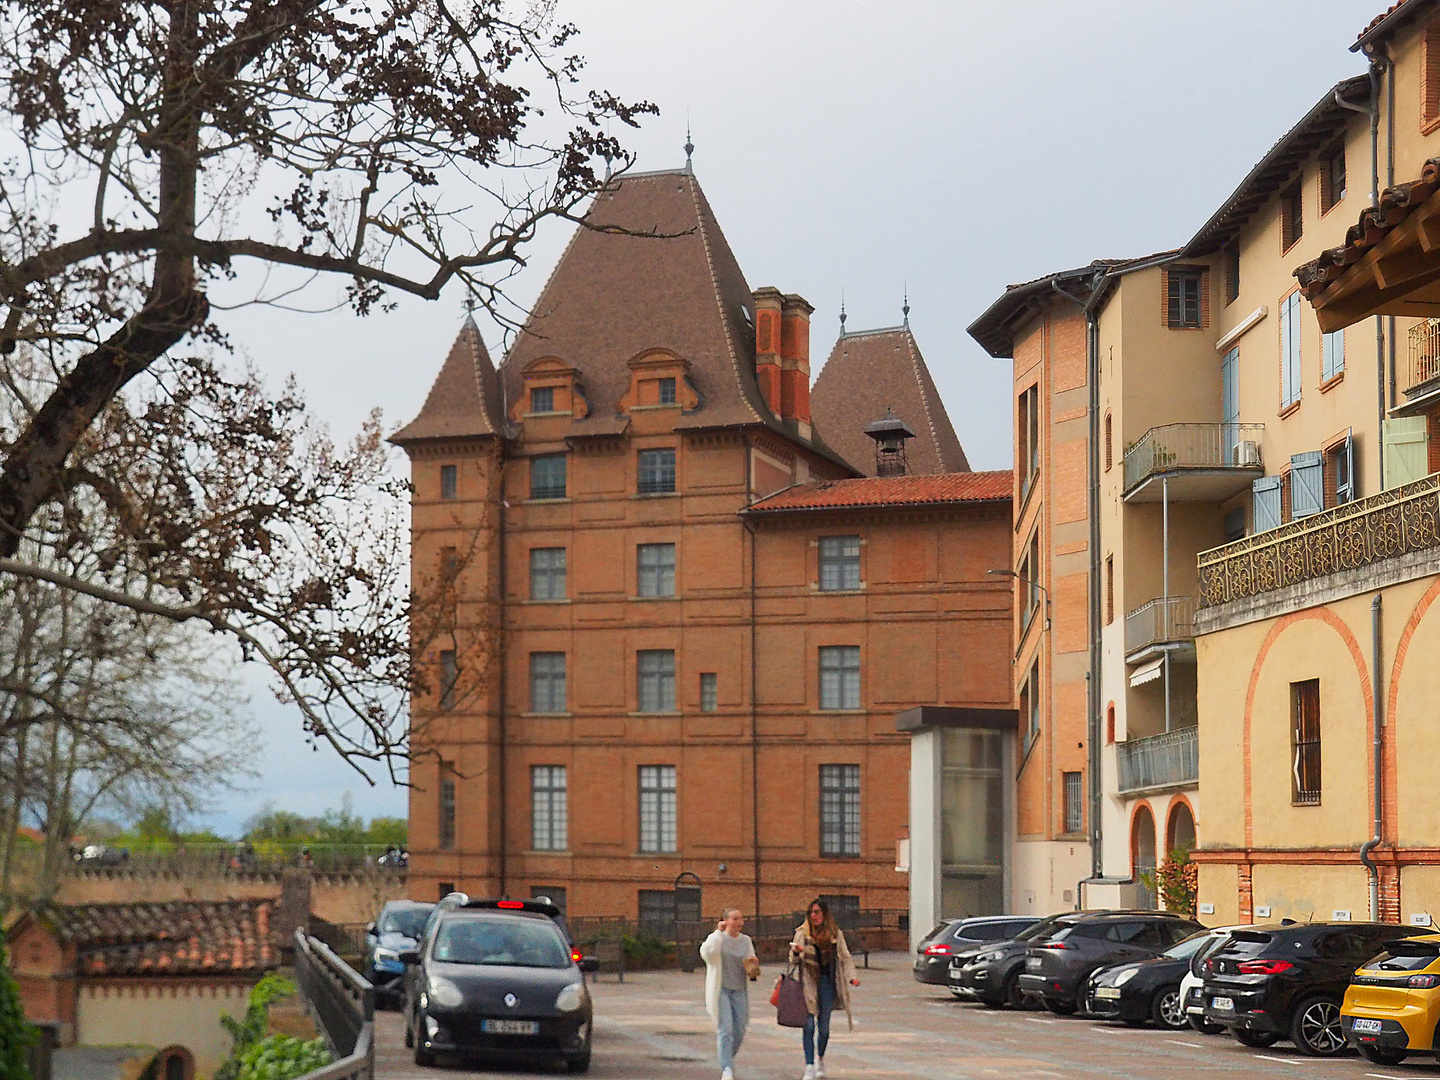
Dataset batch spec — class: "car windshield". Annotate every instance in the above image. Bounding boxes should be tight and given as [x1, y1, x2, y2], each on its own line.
[432, 918, 570, 968]
[1016, 918, 1061, 943]
[381, 907, 430, 938]
[1161, 933, 1211, 960]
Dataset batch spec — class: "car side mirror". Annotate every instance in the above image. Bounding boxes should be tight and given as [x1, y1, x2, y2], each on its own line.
[398, 950, 421, 965]
[365, 923, 376, 935]
[579, 957, 600, 973]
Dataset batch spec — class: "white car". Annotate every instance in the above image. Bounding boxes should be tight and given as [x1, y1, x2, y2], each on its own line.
[1179, 926, 1246, 1033]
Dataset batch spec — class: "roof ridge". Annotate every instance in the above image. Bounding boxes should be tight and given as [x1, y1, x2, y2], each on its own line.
[900, 329, 945, 472]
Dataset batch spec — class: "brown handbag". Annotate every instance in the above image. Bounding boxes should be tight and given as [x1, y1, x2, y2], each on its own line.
[774, 957, 808, 1028]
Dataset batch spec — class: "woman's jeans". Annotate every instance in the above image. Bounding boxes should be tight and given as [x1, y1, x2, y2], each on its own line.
[802, 975, 835, 1064]
[717, 987, 748, 1070]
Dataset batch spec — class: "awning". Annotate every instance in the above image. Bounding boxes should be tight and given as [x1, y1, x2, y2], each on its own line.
[1129, 658, 1165, 688]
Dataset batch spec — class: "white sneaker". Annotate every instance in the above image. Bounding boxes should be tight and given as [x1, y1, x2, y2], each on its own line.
[803, 1066, 817, 1080]
[816, 1059, 826, 1078]
[721, 1069, 733, 1080]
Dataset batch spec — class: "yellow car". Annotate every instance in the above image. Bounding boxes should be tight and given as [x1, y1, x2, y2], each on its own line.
[1341, 933, 1440, 1066]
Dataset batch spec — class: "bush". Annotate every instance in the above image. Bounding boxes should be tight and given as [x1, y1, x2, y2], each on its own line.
[1141, 848, 1198, 917]
[236, 1036, 331, 1080]
[215, 974, 298, 1080]
[0, 940, 34, 1080]
[621, 932, 673, 969]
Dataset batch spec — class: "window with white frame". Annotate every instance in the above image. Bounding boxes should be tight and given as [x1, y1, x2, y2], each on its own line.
[531, 765, 567, 851]
[818, 646, 861, 710]
[1280, 292, 1302, 409]
[819, 764, 861, 857]
[529, 652, 566, 713]
[638, 765, 677, 853]
[530, 547, 566, 600]
[637, 650, 676, 713]
[637, 543, 676, 597]
[818, 535, 861, 591]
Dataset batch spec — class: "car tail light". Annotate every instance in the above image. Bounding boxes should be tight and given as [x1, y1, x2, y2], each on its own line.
[497, 900, 525, 909]
[1204, 958, 1216, 974]
[1237, 959, 1294, 975]
[924, 944, 952, 955]
[1038, 942, 1073, 950]
[571, 950, 583, 963]
[1409, 974, 1440, 989]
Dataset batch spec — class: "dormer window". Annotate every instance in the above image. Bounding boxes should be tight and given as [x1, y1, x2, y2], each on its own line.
[620, 350, 697, 413]
[513, 357, 589, 423]
[658, 378, 676, 406]
[531, 386, 555, 413]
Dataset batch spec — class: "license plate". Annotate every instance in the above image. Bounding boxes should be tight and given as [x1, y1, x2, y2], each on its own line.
[482, 1019, 540, 1036]
[1211, 996, 1234, 1012]
[1026, 957, 1041, 970]
[1095, 987, 1122, 1000]
[1352, 1018, 1383, 1033]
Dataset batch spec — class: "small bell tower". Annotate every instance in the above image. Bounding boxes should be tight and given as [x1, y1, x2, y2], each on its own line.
[864, 410, 916, 477]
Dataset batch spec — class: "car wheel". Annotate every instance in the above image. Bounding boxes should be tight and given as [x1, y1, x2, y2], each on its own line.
[1003, 971, 1027, 1010]
[1233, 1028, 1280, 1048]
[1151, 985, 1188, 1030]
[1187, 1014, 1224, 1035]
[1290, 996, 1347, 1057]
[1358, 1044, 1407, 1066]
[1043, 997, 1077, 1016]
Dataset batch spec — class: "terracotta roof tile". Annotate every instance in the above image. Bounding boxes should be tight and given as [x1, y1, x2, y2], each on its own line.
[1294, 157, 1440, 298]
[30, 900, 279, 977]
[391, 318, 505, 444]
[811, 327, 969, 476]
[744, 471, 1011, 513]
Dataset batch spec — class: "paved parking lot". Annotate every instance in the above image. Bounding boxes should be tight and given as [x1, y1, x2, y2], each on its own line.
[374, 951, 1440, 1079]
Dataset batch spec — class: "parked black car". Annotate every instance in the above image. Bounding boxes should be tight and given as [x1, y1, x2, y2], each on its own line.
[365, 900, 435, 1006]
[948, 914, 1068, 1007]
[401, 904, 598, 1072]
[913, 916, 1041, 986]
[1083, 930, 1216, 1029]
[1201, 921, 1426, 1056]
[1018, 911, 1204, 1014]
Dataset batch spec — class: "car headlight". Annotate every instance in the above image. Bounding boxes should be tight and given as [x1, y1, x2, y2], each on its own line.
[977, 951, 1004, 963]
[555, 983, 586, 1013]
[427, 976, 464, 1008]
[1114, 968, 1138, 987]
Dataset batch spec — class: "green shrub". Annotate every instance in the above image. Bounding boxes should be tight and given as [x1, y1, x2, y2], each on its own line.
[0, 940, 35, 1080]
[215, 974, 297, 1080]
[621, 932, 672, 968]
[236, 1036, 331, 1080]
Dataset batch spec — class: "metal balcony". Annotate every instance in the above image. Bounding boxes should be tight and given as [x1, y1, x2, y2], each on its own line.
[1406, 318, 1440, 398]
[1124, 596, 1196, 663]
[1116, 726, 1198, 795]
[1123, 423, 1265, 502]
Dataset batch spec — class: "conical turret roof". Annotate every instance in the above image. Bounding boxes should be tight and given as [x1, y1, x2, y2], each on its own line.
[391, 317, 505, 444]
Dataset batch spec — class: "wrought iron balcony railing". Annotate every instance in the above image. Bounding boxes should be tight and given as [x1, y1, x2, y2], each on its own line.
[1124, 596, 1196, 657]
[1117, 726, 1198, 794]
[1406, 318, 1440, 396]
[1198, 473, 1440, 609]
[1123, 423, 1266, 494]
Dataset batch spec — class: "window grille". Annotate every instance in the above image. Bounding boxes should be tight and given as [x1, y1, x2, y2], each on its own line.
[1063, 771, 1083, 834]
[638, 448, 677, 494]
[529, 652, 566, 713]
[818, 646, 861, 710]
[530, 386, 555, 413]
[818, 536, 861, 591]
[1291, 680, 1321, 805]
[531, 765, 567, 851]
[530, 454, 567, 499]
[819, 764, 861, 857]
[637, 650, 676, 713]
[637, 543, 676, 597]
[530, 547, 566, 600]
[700, 672, 717, 712]
[638, 765, 677, 853]
[658, 378, 677, 405]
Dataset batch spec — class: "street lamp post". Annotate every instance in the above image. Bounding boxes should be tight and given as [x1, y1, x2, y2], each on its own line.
[988, 568, 1051, 632]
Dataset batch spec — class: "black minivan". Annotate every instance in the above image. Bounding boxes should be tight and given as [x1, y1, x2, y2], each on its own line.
[1201, 921, 1426, 1056]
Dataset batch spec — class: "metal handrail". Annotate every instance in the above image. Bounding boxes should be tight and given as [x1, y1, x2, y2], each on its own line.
[293, 931, 374, 1080]
[1124, 596, 1196, 655]
[1123, 423, 1265, 491]
[1407, 318, 1440, 393]
[1117, 726, 1199, 794]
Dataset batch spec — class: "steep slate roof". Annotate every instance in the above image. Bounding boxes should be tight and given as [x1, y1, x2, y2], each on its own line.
[811, 327, 969, 476]
[743, 471, 1011, 514]
[25, 900, 277, 977]
[391, 317, 505, 443]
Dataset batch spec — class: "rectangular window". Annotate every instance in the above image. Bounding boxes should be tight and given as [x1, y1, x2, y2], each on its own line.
[637, 889, 674, 933]
[638, 448, 677, 494]
[1329, 434, 1356, 505]
[819, 764, 861, 858]
[530, 454, 567, 500]
[699, 672, 717, 713]
[819, 895, 861, 928]
[531, 765, 567, 851]
[637, 650, 676, 713]
[530, 386, 555, 413]
[658, 377, 677, 405]
[1018, 385, 1039, 495]
[1290, 451, 1324, 519]
[440, 464, 458, 500]
[529, 652, 566, 714]
[1224, 243, 1240, 305]
[1322, 329, 1345, 383]
[1019, 531, 1041, 633]
[1252, 474, 1282, 533]
[1105, 555, 1114, 626]
[1280, 291, 1302, 409]
[637, 543, 676, 597]
[438, 778, 456, 850]
[638, 765, 677, 853]
[1167, 269, 1202, 328]
[529, 547, 566, 600]
[1025, 660, 1041, 747]
[439, 649, 458, 710]
[1062, 771, 1083, 834]
[1322, 145, 1346, 213]
[1222, 346, 1240, 458]
[818, 535, 862, 591]
[818, 645, 861, 710]
[1291, 679, 1321, 805]
[1281, 183, 1304, 251]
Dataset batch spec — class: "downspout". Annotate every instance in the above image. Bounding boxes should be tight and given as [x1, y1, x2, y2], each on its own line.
[1360, 595, 1384, 921]
[496, 440, 509, 898]
[742, 436, 762, 919]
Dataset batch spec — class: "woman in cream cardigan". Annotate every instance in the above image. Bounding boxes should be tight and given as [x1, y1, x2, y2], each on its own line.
[788, 898, 859, 1080]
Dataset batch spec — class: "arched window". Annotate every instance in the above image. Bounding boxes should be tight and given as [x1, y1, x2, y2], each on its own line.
[1131, 805, 1157, 910]
[157, 1046, 194, 1080]
[1167, 801, 1196, 857]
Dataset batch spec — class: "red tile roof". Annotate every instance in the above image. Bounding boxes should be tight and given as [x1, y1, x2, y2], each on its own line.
[26, 900, 278, 977]
[744, 471, 1011, 513]
[1356, 0, 1430, 46]
[1294, 157, 1440, 298]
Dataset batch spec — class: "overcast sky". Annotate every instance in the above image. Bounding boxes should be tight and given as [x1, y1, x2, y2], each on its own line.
[194, 0, 1383, 836]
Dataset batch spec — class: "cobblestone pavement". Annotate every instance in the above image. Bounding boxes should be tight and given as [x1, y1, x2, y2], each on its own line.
[374, 951, 1440, 1080]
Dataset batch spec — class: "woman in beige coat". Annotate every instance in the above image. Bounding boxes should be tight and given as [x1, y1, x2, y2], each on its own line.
[788, 898, 859, 1079]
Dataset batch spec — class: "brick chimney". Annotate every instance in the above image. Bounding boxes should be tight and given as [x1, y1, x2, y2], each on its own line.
[752, 288, 813, 439]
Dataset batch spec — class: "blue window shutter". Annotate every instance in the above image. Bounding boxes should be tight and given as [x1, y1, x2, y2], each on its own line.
[1253, 475, 1282, 533]
[1290, 451, 1324, 518]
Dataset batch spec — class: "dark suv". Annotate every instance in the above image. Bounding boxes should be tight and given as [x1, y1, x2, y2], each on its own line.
[1018, 911, 1204, 1014]
[1201, 921, 1426, 1056]
[949, 914, 1066, 1007]
[914, 916, 1041, 986]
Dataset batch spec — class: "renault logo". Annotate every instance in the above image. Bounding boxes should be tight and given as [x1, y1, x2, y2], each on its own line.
[504, 993, 518, 1008]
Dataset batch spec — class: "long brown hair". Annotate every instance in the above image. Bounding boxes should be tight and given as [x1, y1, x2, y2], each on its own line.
[806, 897, 837, 946]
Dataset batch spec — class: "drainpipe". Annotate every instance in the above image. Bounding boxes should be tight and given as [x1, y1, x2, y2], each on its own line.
[1162, 476, 1171, 733]
[742, 437, 762, 919]
[1360, 595, 1384, 921]
[496, 441, 509, 898]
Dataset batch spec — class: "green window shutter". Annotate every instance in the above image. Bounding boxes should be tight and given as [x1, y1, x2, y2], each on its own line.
[1383, 416, 1429, 490]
